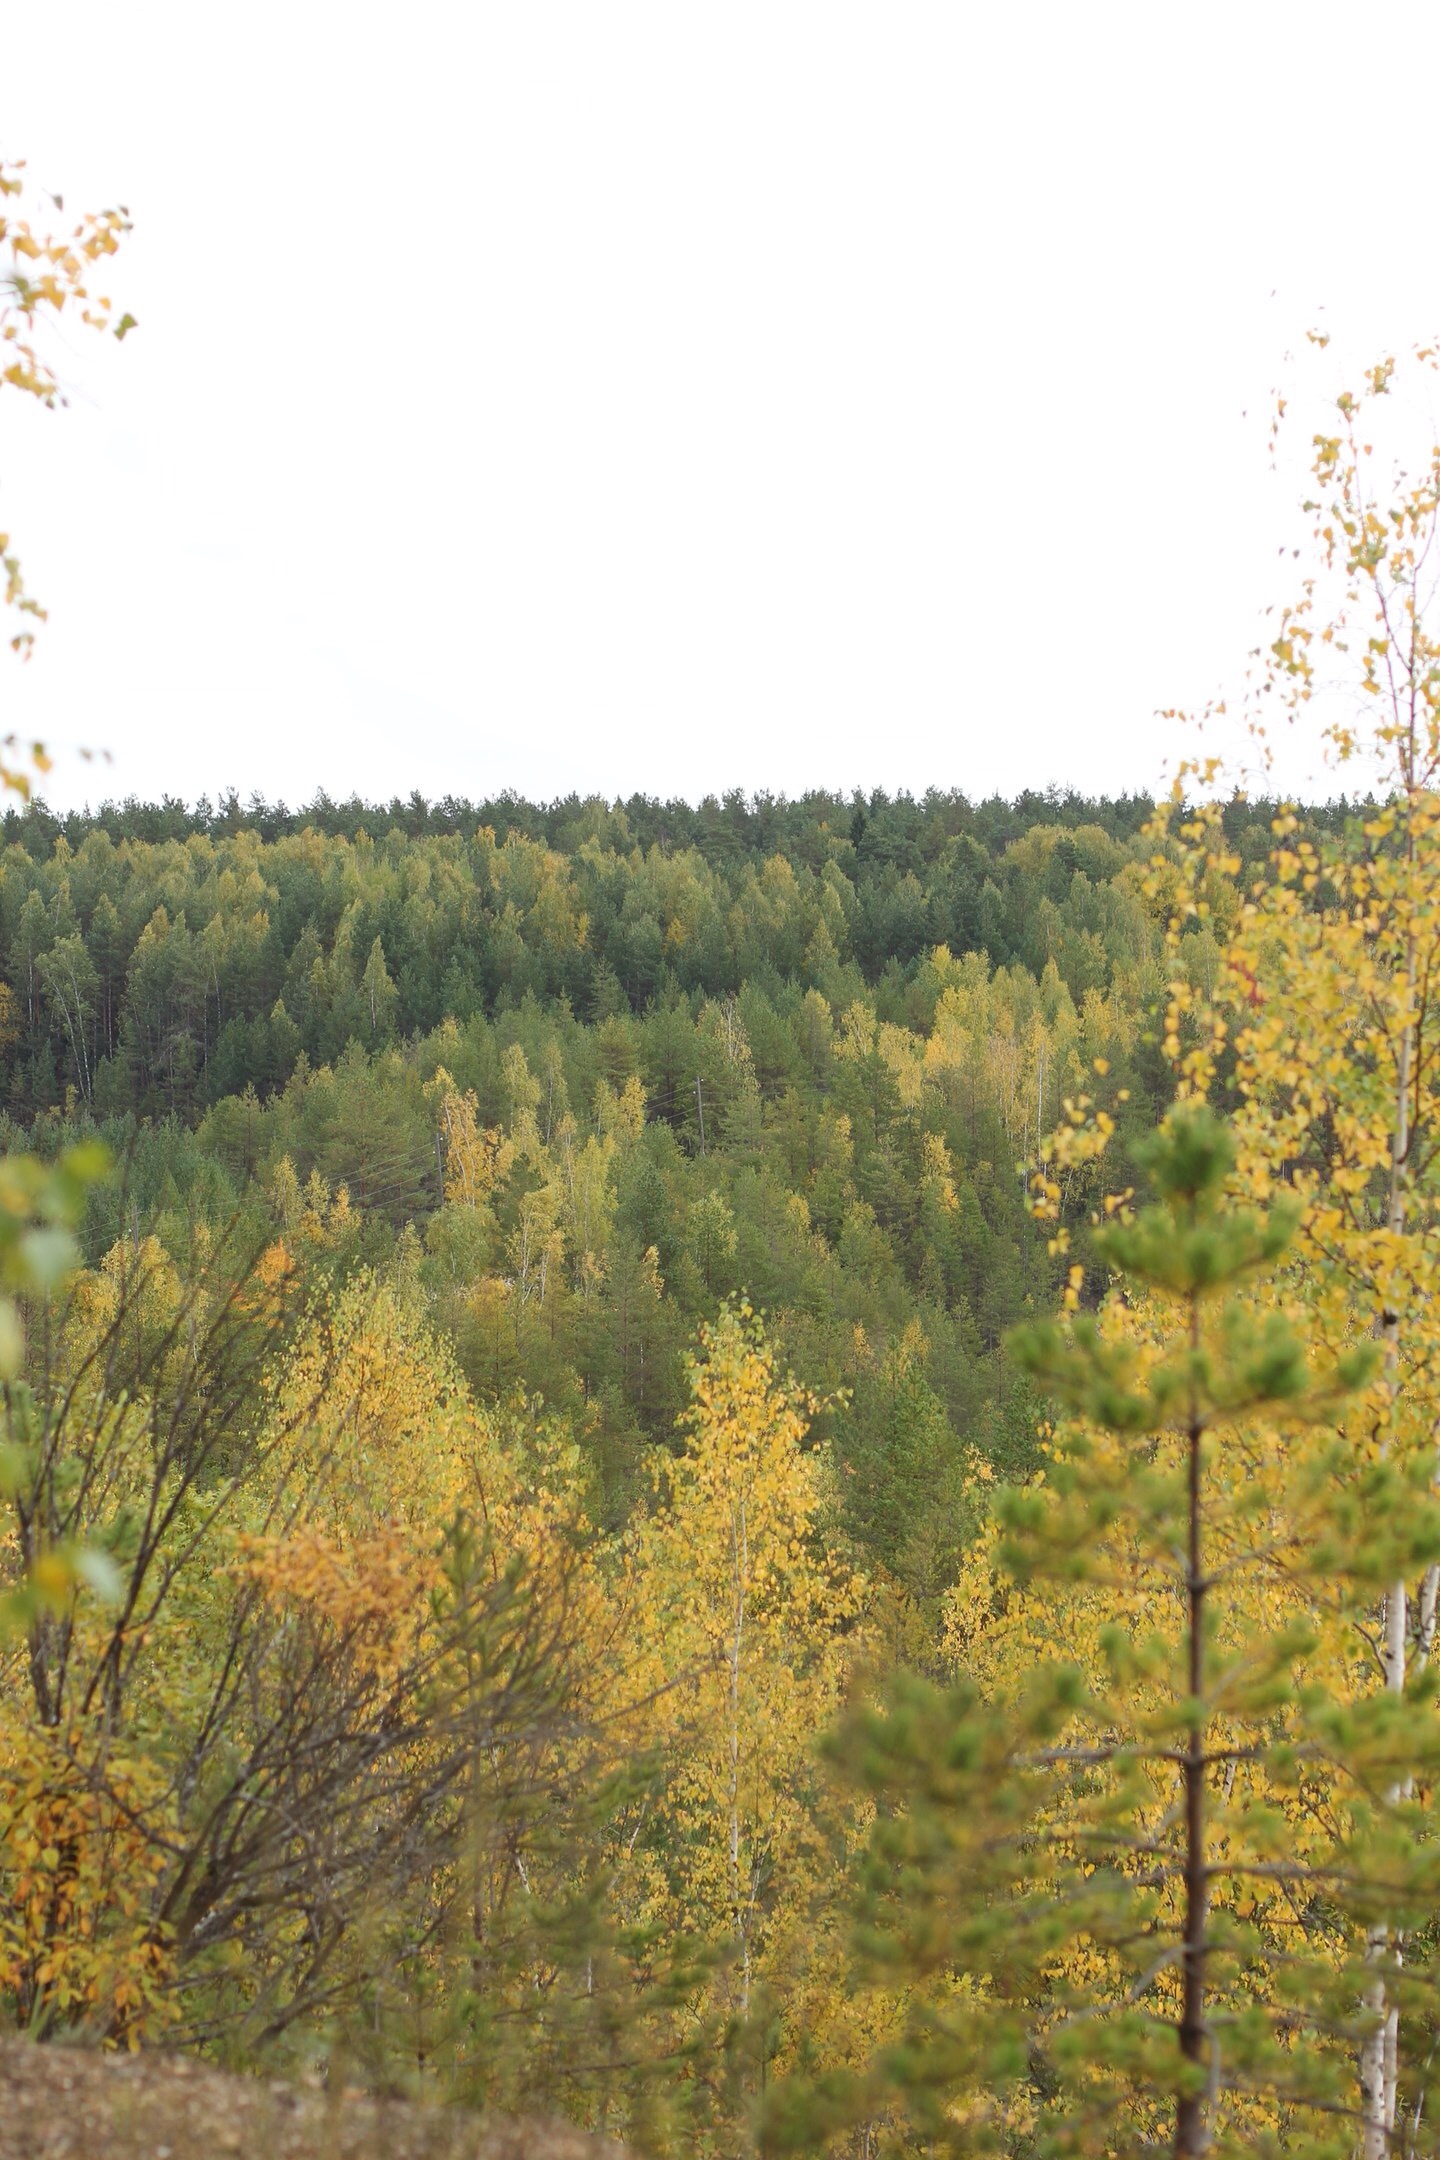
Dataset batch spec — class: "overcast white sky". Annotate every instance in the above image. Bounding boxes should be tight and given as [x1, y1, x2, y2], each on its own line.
[4, 2, 1440, 813]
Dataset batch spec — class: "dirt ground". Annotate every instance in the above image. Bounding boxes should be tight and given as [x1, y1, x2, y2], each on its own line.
[0, 2039, 633, 2160]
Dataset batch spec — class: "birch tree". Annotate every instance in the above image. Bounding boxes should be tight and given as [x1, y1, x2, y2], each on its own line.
[2, 154, 134, 684]
[1147, 342, 1440, 2150]
[635, 1304, 861, 2110]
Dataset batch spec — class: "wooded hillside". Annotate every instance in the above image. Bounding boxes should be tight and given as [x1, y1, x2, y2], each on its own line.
[0, 785, 1356, 1553]
[13, 110, 1440, 2160]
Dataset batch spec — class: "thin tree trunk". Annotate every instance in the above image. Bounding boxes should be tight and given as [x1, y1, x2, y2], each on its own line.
[1175, 1300, 1209, 2159]
[729, 1492, 749, 2017]
[1362, 914, 1416, 2160]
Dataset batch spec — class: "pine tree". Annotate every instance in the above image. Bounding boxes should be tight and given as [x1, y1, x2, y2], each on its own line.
[772, 1105, 1440, 2158]
[1147, 342, 1440, 2148]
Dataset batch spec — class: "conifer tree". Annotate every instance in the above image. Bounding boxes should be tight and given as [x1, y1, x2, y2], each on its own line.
[1147, 341, 1440, 2149]
[771, 1105, 1440, 2158]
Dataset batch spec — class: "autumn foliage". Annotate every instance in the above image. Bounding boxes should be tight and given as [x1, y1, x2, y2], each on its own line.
[14, 154, 1440, 2157]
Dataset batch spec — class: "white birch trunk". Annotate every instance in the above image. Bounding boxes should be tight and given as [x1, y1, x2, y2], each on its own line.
[729, 1492, 750, 2017]
[1361, 922, 1415, 2160]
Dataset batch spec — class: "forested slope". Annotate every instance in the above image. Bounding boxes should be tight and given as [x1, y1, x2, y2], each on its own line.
[8, 124, 1440, 2159]
[0, 786, 1263, 1563]
[1, 763, 1435, 2156]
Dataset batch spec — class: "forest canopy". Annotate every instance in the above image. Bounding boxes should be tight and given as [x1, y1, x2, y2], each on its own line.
[0, 782, 1275, 1543]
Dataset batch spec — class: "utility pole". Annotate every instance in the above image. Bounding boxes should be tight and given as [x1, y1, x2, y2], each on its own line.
[695, 1074, 707, 1156]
